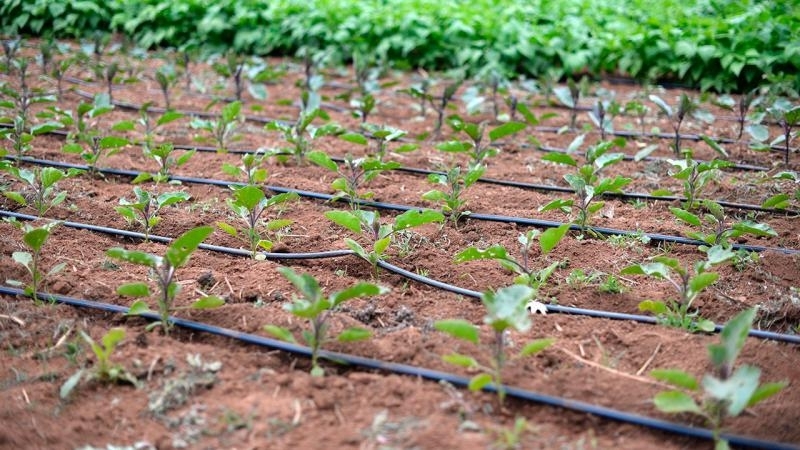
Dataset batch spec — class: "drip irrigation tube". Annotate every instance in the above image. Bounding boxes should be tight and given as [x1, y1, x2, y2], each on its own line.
[0, 286, 795, 450]
[4, 208, 798, 344]
[7, 156, 800, 256]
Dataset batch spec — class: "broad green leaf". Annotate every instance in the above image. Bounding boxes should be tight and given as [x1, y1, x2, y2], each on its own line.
[232, 185, 266, 211]
[117, 282, 151, 298]
[157, 191, 190, 207]
[553, 86, 575, 108]
[488, 121, 526, 141]
[126, 300, 151, 315]
[106, 248, 160, 268]
[192, 296, 225, 309]
[638, 300, 668, 315]
[216, 221, 238, 237]
[622, 262, 670, 279]
[650, 369, 698, 390]
[454, 245, 509, 263]
[278, 266, 321, 303]
[715, 308, 756, 368]
[540, 223, 569, 254]
[747, 381, 788, 407]
[23, 228, 50, 252]
[670, 207, 701, 226]
[541, 152, 577, 166]
[4, 192, 26, 206]
[60, 370, 84, 399]
[165, 226, 213, 268]
[339, 132, 368, 145]
[649, 95, 672, 117]
[101, 328, 126, 351]
[263, 325, 296, 343]
[12, 251, 33, 268]
[634, 144, 659, 161]
[539, 198, 573, 212]
[331, 283, 388, 305]
[307, 151, 338, 172]
[761, 194, 789, 210]
[393, 209, 444, 231]
[325, 210, 362, 234]
[688, 272, 718, 294]
[373, 236, 391, 256]
[337, 327, 372, 342]
[700, 135, 728, 158]
[653, 391, 702, 414]
[594, 152, 624, 170]
[434, 319, 479, 344]
[468, 373, 493, 391]
[157, 111, 184, 126]
[482, 284, 534, 333]
[519, 338, 555, 357]
[732, 221, 777, 237]
[702, 366, 760, 417]
[436, 140, 472, 153]
[442, 353, 479, 368]
[745, 124, 769, 142]
[696, 319, 716, 332]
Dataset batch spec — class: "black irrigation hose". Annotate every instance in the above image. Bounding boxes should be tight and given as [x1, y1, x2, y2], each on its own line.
[7, 156, 800, 256]
[3, 208, 798, 343]
[0, 287, 795, 450]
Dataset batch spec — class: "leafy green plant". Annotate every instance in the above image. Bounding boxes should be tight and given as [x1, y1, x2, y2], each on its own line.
[132, 143, 195, 184]
[107, 226, 225, 334]
[455, 224, 569, 297]
[539, 140, 631, 233]
[435, 284, 555, 403]
[665, 149, 732, 210]
[670, 200, 777, 250]
[650, 93, 714, 156]
[359, 123, 419, 163]
[217, 185, 298, 258]
[308, 150, 400, 207]
[265, 98, 343, 165]
[50, 55, 76, 101]
[439, 117, 526, 167]
[115, 187, 190, 241]
[6, 220, 63, 303]
[761, 170, 799, 210]
[621, 246, 736, 332]
[325, 209, 444, 276]
[155, 64, 179, 110]
[771, 103, 799, 165]
[623, 99, 651, 138]
[212, 51, 245, 101]
[264, 266, 389, 376]
[429, 78, 462, 137]
[104, 61, 118, 103]
[134, 102, 184, 152]
[190, 100, 243, 153]
[422, 164, 485, 226]
[0, 78, 59, 161]
[650, 308, 787, 449]
[588, 99, 621, 141]
[3, 166, 82, 216]
[60, 327, 140, 400]
[553, 78, 583, 130]
[221, 151, 270, 185]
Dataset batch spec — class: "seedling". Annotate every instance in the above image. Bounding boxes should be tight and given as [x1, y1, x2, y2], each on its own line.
[264, 267, 389, 376]
[265, 97, 343, 165]
[134, 102, 184, 152]
[623, 99, 650, 137]
[104, 61, 118, 103]
[666, 149, 733, 210]
[439, 117, 526, 167]
[115, 187, 190, 241]
[435, 284, 555, 403]
[221, 151, 270, 185]
[398, 75, 430, 118]
[539, 140, 632, 233]
[455, 224, 570, 298]
[155, 64, 179, 109]
[587, 100, 621, 141]
[50, 56, 76, 101]
[650, 93, 714, 155]
[359, 123, 419, 162]
[771, 103, 799, 165]
[217, 185, 299, 258]
[307, 150, 400, 207]
[60, 327, 140, 400]
[650, 308, 787, 449]
[430, 78, 463, 137]
[212, 51, 245, 100]
[2, 38, 20, 74]
[670, 200, 777, 250]
[325, 209, 444, 276]
[132, 143, 196, 184]
[6, 221, 64, 303]
[422, 164, 485, 225]
[553, 78, 583, 130]
[3, 166, 82, 216]
[621, 245, 736, 332]
[190, 100, 243, 153]
[107, 226, 225, 334]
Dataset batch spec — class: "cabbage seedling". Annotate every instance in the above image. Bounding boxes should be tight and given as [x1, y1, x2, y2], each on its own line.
[60, 327, 140, 400]
[455, 224, 570, 298]
[422, 164, 485, 226]
[3, 166, 82, 216]
[116, 187, 190, 241]
[308, 150, 400, 208]
[190, 100, 243, 153]
[621, 246, 735, 332]
[325, 208, 444, 276]
[435, 284, 554, 403]
[650, 308, 786, 449]
[6, 221, 63, 303]
[107, 226, 225, 334]
[217, 185, 299, 258]
[670, 200, 777, 250]
[264, 267, 389, 376]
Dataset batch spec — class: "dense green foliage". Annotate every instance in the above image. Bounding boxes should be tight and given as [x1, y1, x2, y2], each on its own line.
[1, 0, 798, 91]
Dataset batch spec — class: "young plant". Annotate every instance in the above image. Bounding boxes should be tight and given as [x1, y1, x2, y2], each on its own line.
[60, 327, 140, 400]
[553, 78, 583, 130]
[624, 99, 650, 137]
[771, 103, 799, 165]
[650, 308, 787, 449]
[132, 143, 195, 184]
[307, 150, 400, 207]
[359, 124, 419, 163]
[3, 166, 82, 216]
[6, 221, 64, 303]
[454, 224, 570, 298]
[50, 56, 76, 101]
[264, 267, 389, 376]
[217, 185, 298, 258]
[588, 100, 621, 141]
[429, 78, 463, 137]
[666, 149, 733, 210]
[439, 117, 526, 167]
[155, 64, 179, 110]
[539, 140, 632, 233]
[435, 284, 555, 403]
[189, 100, 243, 153]
[265, 97, 343, 165]
[212, 51, 245, 101]
[670, 200, 777, 250]
[621, 245, 736, 332]
[106, 226, 225, 334]
[135, 102, 184, 152]
[325, 209, 444, 276]
[650, 93, 714, 155]
[104, 61, 119, 103]
[221, 151, 270, 185]
[115, 187, 190, 241]
[422, 164, 485, 225]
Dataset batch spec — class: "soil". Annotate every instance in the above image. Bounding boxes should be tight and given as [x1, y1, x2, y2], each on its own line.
[1, 40, 799, 450]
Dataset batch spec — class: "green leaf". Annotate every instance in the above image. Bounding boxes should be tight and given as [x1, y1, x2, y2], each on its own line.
[60, 370, 84, 399]
[393, 209, 444, 231]
[670, 207, 701, 226]
[649, 95, 672, 117]
[761, 194, 789, 210]
[621, 262, 670, 279]
[454, 245, 510, 264]
[700, 135, 728, 158]
[165, 226, 213, 268]
[653, 391, 702, 414]
[488, 121, 525, 141]
[106, 248, 160, 268]
[307, 151, 338, 172]
[434, 319, 479, 344]
[373, 236, 391, 256]
[325, 210, 362, 234]
[732, 221, 777, 237]
[101, 328, 126, 351]
[126, 300, 151, 316]
[650, 369, 698, 390]
[539, 198, 573, 212]
[11, 251, 32, 268]
[703, 366, 760, 417]
[436, 140, 472, 153]
[747, 381, 788, 407]
[331, 283, 388, 305]
[638, 300, 668, 315]
[263, 325, 296, 343]
[553, 86, 575, 108]
[541, 152, 577, 166]
[539, 223, 569, 254]
[519, 338, 555, 357]
[688, 272, 718, 295]
[23, 228, 50, 252]
[482, 284, 535, 333]
[337, 327, 372, 342]
[192, 296, 225, 309]
[442, 353, 479, 368]
[745, 124, 769, 142]
[157, 111, 184, 126]
[216, 221, 238, 237]
[339, 132, 368, 146]
[117, 282, 151, 298]
[468, 373, 493, 391]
